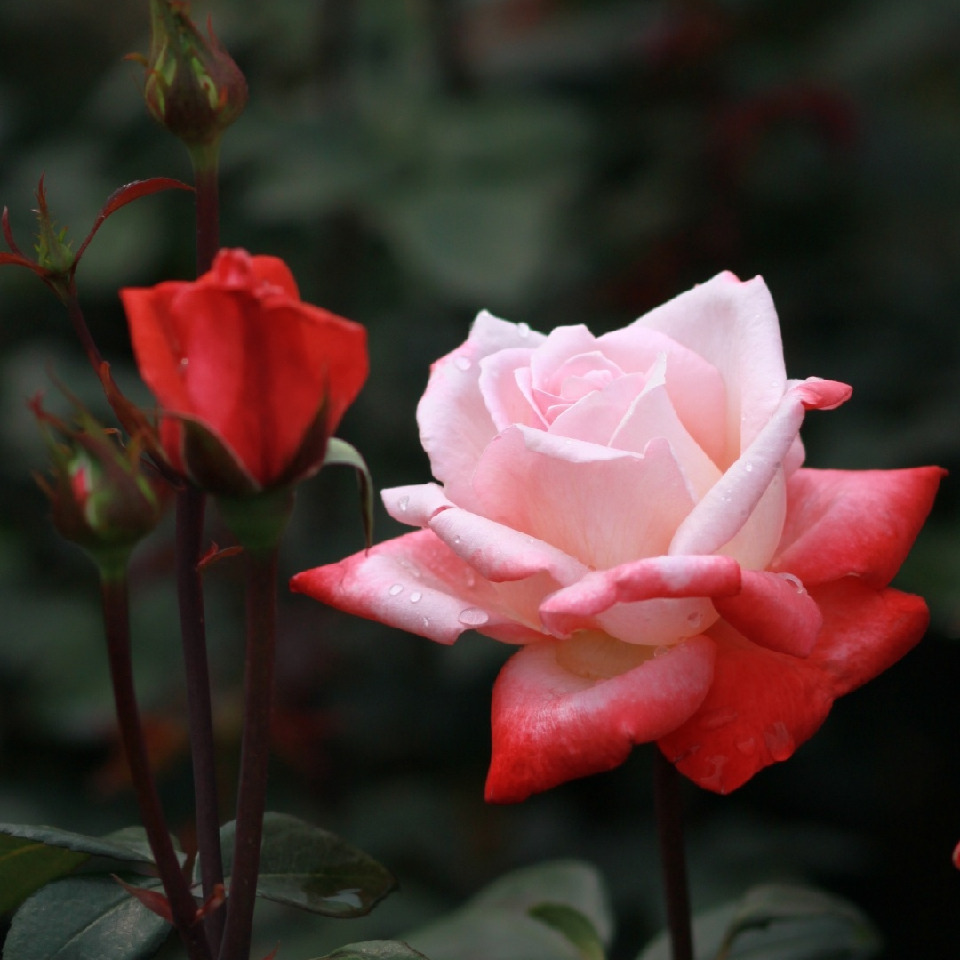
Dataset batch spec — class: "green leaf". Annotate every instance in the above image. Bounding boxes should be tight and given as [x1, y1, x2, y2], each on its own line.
[323, 438, 375, 548]
[402, 861, 613, 960]
[529, 904, 606, 960]
[637, 884, 881, 960]
[4, 875, 171, 960]
[220, 812, 396, 917]
[311, 941, 431, 960]
[0, 835, 87, 914]
[0, 824, 167, 914]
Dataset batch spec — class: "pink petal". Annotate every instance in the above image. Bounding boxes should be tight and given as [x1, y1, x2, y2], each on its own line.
[291, 531, 523, 645]
[381, 483, 451, 526]
[713, 570, 822, 657]
[668, 377, 850, 560]
[772, 467, 945, 587]
[477, 347, 545, 431]
[485, 635, 716, 802]
[471, 427, 695, 570]
[539, 555, 741, 636]
[626, 273, 787, 461]
[417, 311, 544, 500]
[549, 372, 649, 446]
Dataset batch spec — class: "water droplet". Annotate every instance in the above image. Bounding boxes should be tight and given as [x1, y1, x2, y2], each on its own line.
[744, 462, 754, 473]
[398, 495, 410, 512]
[421, 617, 431, 630]
[458, 607, 489, 627]
[763, 722, 795, 761]
[179, 357, 189, 369]
[388, 583, 403, 597]
[452, 534, 461, 544]
[517, 321, 531, 338]
[777, 572, 806, 595]
[454, 356, 471, 372]
[698, 755, 728, 792]
[464, 572, 477, 588]
[409, 591, 422, 604]
[735, 736, 756, 756]
[686, 611, 703, 629]
[700, 708, 738, 730]
[653, 644, 671, 659]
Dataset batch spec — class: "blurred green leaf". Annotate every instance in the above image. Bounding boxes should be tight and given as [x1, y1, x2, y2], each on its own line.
[0, 835, 87, 914]
[311, 941, 431, 960]
[3, 875, 170, 960]
[403, 861, 613, 960]
[637, 884, 881, 960]
[323, 438, 375, 549]
[529, 903, 606, 960]
[219, 812, 396, 918]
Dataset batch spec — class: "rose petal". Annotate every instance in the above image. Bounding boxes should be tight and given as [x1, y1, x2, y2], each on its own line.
[478, 347, 545, 431]
[539, 555, 741, 635]
[806, 579, 930, 696]
[772, 466, 945, 587]
[713, 570, 822, 657]
[382, 483, 451, 526]
[659, 578, 929, 794]
[418, 310, 545, 499]
[627, 272, 787, 460]
[291, 530, 530, 645]
[668, 377, 850, 559]
[549, 372, 649, 446]
[471, 427, 695, 570]
[485, 635, 716, 802]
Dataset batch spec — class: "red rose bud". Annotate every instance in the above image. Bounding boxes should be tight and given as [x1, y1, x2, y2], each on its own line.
[120, 248, 368, 499]
[134, 0, 247, 148]
[33, 401, 169, 574]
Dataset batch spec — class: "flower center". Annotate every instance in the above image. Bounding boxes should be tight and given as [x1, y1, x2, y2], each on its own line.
[554, 630, 658, 680]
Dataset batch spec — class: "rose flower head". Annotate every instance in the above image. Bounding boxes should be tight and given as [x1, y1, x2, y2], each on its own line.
[120, 249, 368, 501]
[292, 273, 942, 802]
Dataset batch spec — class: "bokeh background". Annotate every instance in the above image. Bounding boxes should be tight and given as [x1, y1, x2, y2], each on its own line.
[2, 0, 960, 957]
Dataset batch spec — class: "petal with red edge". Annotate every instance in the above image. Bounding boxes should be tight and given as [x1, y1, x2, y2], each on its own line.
[540, 555, 741, 636]
[713, 570, 822, 658]
[291, 531, 532, 645]
[772, 467, 945, 587]
[485, 635, 716, 802]
[806, 579, 929, 696]
[657, 620, 835, 794]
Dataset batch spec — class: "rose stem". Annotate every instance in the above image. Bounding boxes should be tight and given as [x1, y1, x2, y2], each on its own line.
[653, 749, 695, 960]
[217, 547, 279, 960]
[100, 570, 211, 960]
[63, 276, 104, 372]
[179, 140, 226, 953]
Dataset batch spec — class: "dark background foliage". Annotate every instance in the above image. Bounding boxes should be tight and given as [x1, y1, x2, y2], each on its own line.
[1, 1, 959, 957]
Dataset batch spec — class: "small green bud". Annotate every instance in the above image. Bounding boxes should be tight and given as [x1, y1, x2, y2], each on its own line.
[33, 400, 170, 576]
[135, 0, 248, 149]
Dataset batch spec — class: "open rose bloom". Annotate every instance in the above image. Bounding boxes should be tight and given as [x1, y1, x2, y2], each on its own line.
[293, 273, 941, 801]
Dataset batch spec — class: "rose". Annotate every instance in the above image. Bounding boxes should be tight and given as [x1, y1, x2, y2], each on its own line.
[292, 273, 941, 801]
[121, 248, 368, 496]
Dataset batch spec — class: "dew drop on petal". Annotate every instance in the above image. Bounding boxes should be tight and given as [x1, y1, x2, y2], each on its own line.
[699, 708, 738, 731]
[735, 736, 756, 756]
[388, 584, 403, 597]
[744, 462, 754, 473]
[763, 721, 795, 761]
[653, 644, 671, 659]
[179, 357, 189, 369]
[409, 591, 422, 604]
[698, 755, 729, 792]
[686, 611, 703, 630]
[464, 572, 477, 588]
[458, 607, 489, 628]
[777, 572, 806, 595]
[517, 321, 531, 338]
[398, 495, 410, 512]
[421, 617, 431, 630]
[454, 356, 471, 372]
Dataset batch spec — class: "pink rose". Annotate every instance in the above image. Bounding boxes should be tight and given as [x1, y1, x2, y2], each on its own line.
[292, 273, 942, 801]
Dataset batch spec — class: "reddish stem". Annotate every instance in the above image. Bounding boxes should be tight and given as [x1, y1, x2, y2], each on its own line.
[100, 572, 211, 960]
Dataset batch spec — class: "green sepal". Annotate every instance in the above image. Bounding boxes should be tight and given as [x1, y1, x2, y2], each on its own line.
[217, 812, 396, 917]
[323, 437, 375, 548]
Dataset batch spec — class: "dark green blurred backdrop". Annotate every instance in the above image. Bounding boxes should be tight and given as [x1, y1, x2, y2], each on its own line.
[1, 1, 959, 957]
